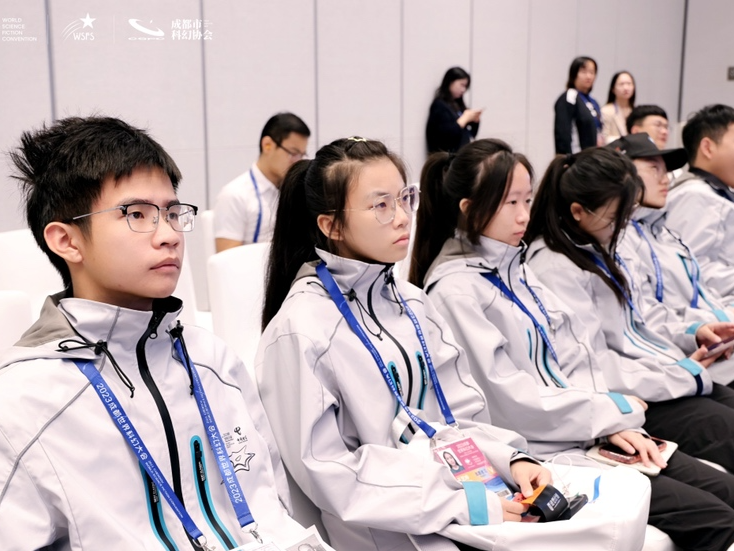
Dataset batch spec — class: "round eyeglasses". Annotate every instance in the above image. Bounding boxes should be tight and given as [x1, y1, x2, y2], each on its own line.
[65, 203, 199, 233]
[344, 184, 420, 225]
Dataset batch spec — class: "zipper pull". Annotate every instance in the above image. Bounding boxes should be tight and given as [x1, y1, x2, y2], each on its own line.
[194, 440, 206, 483]
[391, 364, 404, 396]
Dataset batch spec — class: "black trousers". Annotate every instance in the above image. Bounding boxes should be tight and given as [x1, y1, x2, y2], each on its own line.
[644, 383, 734, 472]
[649, 450, 734, 550]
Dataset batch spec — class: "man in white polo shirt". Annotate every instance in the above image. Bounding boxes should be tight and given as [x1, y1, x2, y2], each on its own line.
[215, 112, 310, 252]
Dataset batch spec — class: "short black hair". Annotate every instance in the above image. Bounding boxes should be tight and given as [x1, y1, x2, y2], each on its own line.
[626, 105, 668, 134]
[259, 112, 311, 153]
[566, 56, 597, 91]
[682, 104, 734, 165]
[9, 116, 182, 290]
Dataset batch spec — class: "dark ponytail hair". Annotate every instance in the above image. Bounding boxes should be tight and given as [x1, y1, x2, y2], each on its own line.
[525, 148, 643, 304]
[261, 137, 406, 330]
[410, 138, 533, 287]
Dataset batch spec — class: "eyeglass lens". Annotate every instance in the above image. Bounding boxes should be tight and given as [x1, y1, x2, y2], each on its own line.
[125, 203, 196, 233]
[372, 186, 420, 224]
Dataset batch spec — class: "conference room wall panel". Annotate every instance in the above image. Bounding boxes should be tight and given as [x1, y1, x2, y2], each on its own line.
[315, 0, 402, 156]
[402, 0, 472, 182]
[0, 0, 52, 232]
[203, 1, 316, 203]
[681, 0, 734, 125]
[471, 0, 530, 154]
[1, 0, 717, 306]
[48, 0, 208, 212]
[525, 0, 580, 178]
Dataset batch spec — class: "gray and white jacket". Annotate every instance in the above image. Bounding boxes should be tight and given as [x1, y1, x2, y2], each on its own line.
[620, 206, 734, 384]
[256, 249, 532, 551]
[666, 168, 734, 298]
[526, 238, 712, 401]
[423, 234, 647, 460]
[0, 294, 307, 550]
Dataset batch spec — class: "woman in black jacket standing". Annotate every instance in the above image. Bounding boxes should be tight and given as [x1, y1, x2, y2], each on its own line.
[426, 67, 482, 153]
[554, 56, 603, 154]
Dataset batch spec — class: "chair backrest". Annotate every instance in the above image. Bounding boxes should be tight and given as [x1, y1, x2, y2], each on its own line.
[0, 290, 33, 350]
[0, 229, 63, 316]
[199, 209, 216, 261]
[207, 243, 270, 375]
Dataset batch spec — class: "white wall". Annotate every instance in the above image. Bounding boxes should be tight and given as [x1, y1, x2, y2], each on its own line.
[681, 0, 734, 124]
[0, 0, 691, 304]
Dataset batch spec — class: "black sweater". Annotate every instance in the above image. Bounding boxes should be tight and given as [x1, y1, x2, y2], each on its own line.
[426, 98, 479, 154]
[554, 89, 598, 154]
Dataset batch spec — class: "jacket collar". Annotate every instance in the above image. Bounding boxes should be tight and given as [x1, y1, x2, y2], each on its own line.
[631, 205, 668, 232]
[295, 248, 396, 298]
[423, 232, 524, 289]
[17, 294, 183, 350]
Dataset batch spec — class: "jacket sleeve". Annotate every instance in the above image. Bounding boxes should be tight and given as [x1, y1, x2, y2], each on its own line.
[528, 250, 712, 401]
[0, 429, 59, 548]
[256, 330, 506, 533]
[428, 282, 645, 445]
[667, 184, 734, 297]
[553, 92, 575, 154]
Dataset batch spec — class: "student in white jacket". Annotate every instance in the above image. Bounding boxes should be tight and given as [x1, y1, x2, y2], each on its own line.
[665, 104, 734, 299]
[408, 138, 734, 550]
[524, 147, 734, 473]
[613, 133, 734, 385]
[253, 137, 646, 551]
[0, 117, 327, 550]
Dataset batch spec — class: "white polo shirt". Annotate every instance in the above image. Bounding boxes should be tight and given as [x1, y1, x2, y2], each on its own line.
[213, 163, 279, 244]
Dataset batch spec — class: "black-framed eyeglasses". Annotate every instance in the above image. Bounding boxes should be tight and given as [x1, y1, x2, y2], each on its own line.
[344, 184, 420, 225]
[274, 141, 307, 160]
[64, 202, 199, 233]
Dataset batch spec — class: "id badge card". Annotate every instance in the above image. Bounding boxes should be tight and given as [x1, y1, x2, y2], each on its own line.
[433, 436, 513, 500]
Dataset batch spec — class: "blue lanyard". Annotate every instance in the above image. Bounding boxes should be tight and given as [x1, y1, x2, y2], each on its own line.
[315, 262, 455, 439]
[172, 338, 258, 539]
[631, 220, 664, 303]
[249, 169, 263, 244]
[481, 271, 559, 364]
[75, 346, 260, 547]
[667, 229, 701, 308]
[586, 252, 643, 320]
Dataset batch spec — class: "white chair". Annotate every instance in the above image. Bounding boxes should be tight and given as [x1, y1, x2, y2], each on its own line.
[0, 290, 33, 350]
[0, 229, 63, 317]
[206, 242, 270, 376]
[200, 209, 216, 260]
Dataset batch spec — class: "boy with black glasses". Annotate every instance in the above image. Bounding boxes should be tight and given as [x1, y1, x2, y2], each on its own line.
[0, 116, 329, 550]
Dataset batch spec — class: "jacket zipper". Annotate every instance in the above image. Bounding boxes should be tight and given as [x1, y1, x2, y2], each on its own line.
[142, 469, 178, 550]
[136, 309, 198, 550]
[193, 438, 237, 549]
[366, 275, 415, 404]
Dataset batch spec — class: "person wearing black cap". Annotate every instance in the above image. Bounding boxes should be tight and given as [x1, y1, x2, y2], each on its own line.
[612, 132, 734, 387]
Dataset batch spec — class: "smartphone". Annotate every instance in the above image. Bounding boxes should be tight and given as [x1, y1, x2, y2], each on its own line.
[703, 336, 734, 359]
[597, 437, 666, 464]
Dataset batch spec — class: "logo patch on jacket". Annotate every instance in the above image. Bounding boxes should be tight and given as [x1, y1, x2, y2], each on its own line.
[223, 428, 255, 472]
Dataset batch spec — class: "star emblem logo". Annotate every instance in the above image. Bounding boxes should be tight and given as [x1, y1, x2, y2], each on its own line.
[80, 13, 95, 29]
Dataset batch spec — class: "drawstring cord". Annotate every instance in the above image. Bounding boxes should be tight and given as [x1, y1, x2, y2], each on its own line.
[58, 338, 136, 398]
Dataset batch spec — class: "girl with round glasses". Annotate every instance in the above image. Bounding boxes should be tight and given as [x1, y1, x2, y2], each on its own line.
[411, 139, 734, 550]
[255, 137, 556, 550]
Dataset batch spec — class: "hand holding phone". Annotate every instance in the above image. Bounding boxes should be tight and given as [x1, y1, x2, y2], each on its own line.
[703, 336, 734, 359]
[597, 436, 667, 464]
